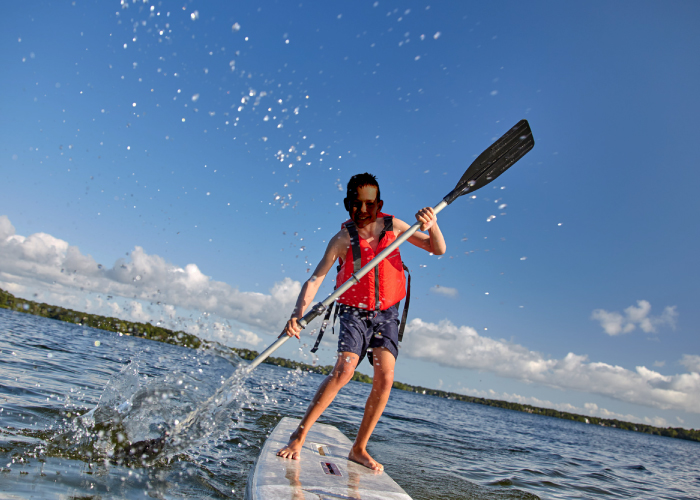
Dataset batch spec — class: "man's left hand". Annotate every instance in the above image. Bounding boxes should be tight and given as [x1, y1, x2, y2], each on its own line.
[416, 207, 436, 231]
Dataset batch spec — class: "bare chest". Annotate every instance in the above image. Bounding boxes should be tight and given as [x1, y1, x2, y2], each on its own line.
[356, 224, 391, 253]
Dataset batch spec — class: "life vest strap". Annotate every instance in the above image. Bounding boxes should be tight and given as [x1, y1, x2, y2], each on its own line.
[343, 221, 362, 274]
[374, 216, 393, 311]
[310, 302, 338, 354]
[398, 263, 411, 343]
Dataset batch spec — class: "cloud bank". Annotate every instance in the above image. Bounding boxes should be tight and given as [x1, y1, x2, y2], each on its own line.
[0, 215, 298, 344]
[591, 300, 677, 336]
[454, 385, 669, 427]
[401, 318, 700, 415]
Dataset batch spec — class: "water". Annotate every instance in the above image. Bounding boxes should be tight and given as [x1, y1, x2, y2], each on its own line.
[1, 308, 698, 499]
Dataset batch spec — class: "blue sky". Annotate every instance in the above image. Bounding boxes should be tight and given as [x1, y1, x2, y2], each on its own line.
[2, 0, 699, 429]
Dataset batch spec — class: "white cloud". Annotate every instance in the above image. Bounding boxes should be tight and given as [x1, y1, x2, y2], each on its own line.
[0, 215, 300, 344]
[643, 415, 669, 427]
[237, 328, 263, 346]
[430, 285, 458, 297]
[0, 216, 14, 241]
[591, 300, 678, 336]
[582, 402, 650, 423]
[681, 355, 700, 374]
[590, 309, 633, 335]
[451, 385, 665, 425]
[201, 323, 263, 347]
[108, 302, 121, 317]
[401, 317, 700, 414]
[127, 301, 151, 323]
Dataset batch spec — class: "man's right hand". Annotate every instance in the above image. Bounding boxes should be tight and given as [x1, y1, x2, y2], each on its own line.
[284, 317, 302, 338]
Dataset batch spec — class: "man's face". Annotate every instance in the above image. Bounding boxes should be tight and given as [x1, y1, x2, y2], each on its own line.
[349, 185, 383, 228]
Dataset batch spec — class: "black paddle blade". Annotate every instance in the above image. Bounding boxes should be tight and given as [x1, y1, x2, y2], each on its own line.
[444, 120, 534, 205]
[111, 434, 168, 464]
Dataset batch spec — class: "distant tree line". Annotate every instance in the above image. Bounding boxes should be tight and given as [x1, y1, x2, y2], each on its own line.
[0, 288, 202, 349]
[2, 287, 698, 443]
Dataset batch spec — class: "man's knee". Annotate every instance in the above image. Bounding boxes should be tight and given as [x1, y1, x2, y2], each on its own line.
[372, 369, 395, 393]
[372, 370, 394, 392]
[330, 353, 358, 385]
[371, 348, 396, 391]
[331, 365, 355, 385]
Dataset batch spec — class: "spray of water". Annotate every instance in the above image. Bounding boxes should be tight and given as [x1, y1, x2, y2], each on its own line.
[39, 345, 246, 466]
[42, 342, 307, 468]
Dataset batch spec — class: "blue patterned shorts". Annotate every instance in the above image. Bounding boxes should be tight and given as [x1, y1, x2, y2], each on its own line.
[336, 304, 399, 365]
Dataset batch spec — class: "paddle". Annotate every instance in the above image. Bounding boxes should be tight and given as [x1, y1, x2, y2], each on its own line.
[246, 119, 534, 372]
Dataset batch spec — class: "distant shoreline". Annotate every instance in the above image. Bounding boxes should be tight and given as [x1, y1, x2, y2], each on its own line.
[1, 287, 698, 443]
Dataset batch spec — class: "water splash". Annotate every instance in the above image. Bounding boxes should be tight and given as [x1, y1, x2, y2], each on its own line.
[38, 344, 262, 466]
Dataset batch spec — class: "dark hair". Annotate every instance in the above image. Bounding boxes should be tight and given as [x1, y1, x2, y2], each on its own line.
[345, 173, 381, 211]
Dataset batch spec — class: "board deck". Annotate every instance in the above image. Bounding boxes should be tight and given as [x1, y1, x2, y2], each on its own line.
[245, 417, 413, 500]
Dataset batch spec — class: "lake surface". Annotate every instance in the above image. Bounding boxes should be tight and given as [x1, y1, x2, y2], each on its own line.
[1, 307, 698, 499]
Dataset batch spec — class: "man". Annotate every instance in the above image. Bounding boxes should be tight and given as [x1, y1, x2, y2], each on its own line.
[277, 172, 446, 470]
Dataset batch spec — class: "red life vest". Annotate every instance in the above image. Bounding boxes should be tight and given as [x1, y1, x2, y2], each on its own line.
[336, 213, 406, 311]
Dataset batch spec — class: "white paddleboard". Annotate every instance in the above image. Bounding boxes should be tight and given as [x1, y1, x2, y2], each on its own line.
[245, 417, 413, 500]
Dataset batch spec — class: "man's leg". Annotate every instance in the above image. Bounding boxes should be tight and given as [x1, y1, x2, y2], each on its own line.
[348, 347, 395, 471]
[277, 352, 359, 459]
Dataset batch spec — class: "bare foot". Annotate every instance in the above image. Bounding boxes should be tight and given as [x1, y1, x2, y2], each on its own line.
[348, 446, 383, 471]
[277, 429, 305, 460]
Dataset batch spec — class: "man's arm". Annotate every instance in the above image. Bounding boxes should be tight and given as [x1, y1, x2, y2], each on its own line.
[284, 228, 350, 338]
[394, 207, 447, 255]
